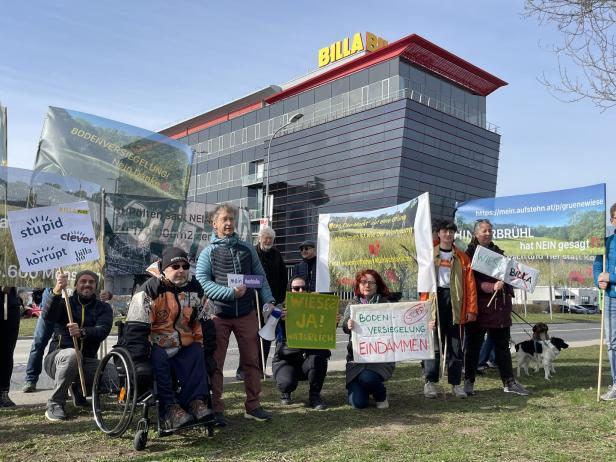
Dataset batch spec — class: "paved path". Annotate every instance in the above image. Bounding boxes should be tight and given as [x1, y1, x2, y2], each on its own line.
[9, 321, 602, 405]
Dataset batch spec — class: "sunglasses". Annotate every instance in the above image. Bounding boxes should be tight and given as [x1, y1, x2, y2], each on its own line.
[291, 286, 306, 291]
[300, 247, 314, 251]
[170, 263, 190, 270]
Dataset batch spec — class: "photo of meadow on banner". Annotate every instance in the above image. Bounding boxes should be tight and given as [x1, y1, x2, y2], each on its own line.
[455, 184, 606, 287]
[316, 193, 434, 298]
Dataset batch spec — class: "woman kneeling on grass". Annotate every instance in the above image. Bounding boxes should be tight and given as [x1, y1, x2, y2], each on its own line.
[342, 270, 394, 409]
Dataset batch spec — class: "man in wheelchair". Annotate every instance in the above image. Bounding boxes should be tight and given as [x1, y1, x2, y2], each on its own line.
[122, 247, 212, 431]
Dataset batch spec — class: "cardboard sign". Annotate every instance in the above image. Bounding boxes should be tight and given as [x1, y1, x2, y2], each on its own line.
[505, 260, 540, 293]
[285, 291, 339, 349]
[350, 302, 434, 363]
[227, 274, 264, 288]
[471, 245, 540, 293]
[8, 201, 99, 272]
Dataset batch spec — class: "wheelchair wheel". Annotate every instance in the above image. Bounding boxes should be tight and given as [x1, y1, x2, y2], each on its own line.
[133, 429, 148, 451]
[92, 347, 138, 437]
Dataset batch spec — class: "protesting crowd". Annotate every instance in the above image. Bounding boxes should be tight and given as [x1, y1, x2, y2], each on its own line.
[1, 200, 615, 439]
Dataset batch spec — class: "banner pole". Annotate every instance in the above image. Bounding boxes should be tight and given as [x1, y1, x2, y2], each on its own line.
[597, 254, 606, 402]
[255, 291, 266, 380]
[59, 267, 88, 396]
[98, 189, 107, 360]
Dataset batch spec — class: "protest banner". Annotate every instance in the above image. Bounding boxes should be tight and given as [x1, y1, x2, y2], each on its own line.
[8, 201, 99, 271]
[0, 167, 103, 286]
[455, 184, 606, 287]
[33, 107, 193, 200]
[0, 102, 6, 166]
[316, 193, 436, 298]
[285, 292, 339, 349]
[103, 194, 251, 276]
[350, 301, 433, 362]
[471, 245, 540, 293]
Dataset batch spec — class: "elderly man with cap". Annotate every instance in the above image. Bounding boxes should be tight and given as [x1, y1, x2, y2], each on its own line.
[123, 247, 212, 431]
[292, 240, 317, 292]
[42, 270, 113, 421]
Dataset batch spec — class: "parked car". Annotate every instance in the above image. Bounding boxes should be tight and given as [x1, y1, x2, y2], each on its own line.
[568, 304, 594, 314]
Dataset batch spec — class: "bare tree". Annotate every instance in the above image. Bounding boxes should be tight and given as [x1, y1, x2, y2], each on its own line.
[525, 0, 616, 110]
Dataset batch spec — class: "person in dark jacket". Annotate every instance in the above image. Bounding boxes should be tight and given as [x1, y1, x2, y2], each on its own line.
[0, 286, 21, 407]
[342, 270, 395, 409]
[292, 241, 317, 292]
[43, 271, 113, 421]
[196, 203, 276, 425]
[463, 219, 530, 396]
[124, 247, 211, 430]
[272, 276, 340, 410]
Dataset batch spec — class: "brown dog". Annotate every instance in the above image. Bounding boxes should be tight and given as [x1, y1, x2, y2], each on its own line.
[532, 322, 549, 341]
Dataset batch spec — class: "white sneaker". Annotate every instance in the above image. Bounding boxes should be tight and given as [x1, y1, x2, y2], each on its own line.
[601, 385, 616, 401]
[376, 397, 389, 409]
[452, 384, 467, 399]
[424, 381, 438, 399]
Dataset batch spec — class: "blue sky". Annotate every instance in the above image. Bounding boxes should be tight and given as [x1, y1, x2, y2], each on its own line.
[2, 1, 615, 209]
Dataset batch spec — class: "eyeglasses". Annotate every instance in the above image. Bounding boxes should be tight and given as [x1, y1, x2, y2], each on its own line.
[300, 247, 314, 251]
[359, 280, 376, 286]
[170, 263, 190, 270]
[291, 286, 306, 291]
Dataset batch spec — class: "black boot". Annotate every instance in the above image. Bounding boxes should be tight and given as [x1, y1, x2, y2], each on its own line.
[0, 390, 15, 408]
[308, 393, 327, 411]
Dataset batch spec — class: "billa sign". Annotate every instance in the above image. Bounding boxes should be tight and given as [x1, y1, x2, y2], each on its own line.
[318, 32, 388, 68]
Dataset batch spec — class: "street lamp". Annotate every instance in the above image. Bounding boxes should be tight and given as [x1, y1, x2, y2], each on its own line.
[263, 113, 303, 221]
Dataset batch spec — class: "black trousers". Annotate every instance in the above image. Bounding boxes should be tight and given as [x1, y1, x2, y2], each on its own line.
[0, 307, 20, 390]
[464, 321, 514, 386]
[424, 288, 463, 385]
[273, 352, 328, 395]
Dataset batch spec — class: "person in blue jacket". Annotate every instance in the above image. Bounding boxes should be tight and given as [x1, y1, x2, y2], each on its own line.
[594, 202, 616, 401]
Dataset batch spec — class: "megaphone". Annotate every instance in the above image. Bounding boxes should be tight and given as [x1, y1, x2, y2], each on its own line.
[259, 307, 282, 341]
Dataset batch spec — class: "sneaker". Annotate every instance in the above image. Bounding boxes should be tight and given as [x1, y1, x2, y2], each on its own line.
[22, 381, 37, 393]
[308, 394, 328, 411]
[600, 385, 616, 401]
[503, 382, 530, 396]
[70, 384, 88, 407]
[424, 381, 438, 399]
[45, 402, 66, 421]
[188, 399, 213, 421]
[244, 406, 272, 422]
[280, 392, 292, 405]
[486, 360, 497, 368]
[463, 379, 476, 396]
[0, 390, 15, 408]
[162, 404, 193, 430]
[375, 397, 389, 409]
[213, 411, 227, 427]
[452, 384, 467, 399]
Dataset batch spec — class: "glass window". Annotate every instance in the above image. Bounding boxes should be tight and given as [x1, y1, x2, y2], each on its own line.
[247, 125, 256, 142]
[349, 87, 362, 108]
[314, 83, 332, 103]
[368, 81, 382, 102]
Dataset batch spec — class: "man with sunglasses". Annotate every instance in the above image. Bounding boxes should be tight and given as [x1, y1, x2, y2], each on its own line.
[292, 241, 317, 292]
[123, 247, 211, 430]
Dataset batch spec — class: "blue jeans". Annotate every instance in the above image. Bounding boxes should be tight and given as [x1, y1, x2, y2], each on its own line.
[605, 296, 616, 384]
[25, 316, 55, 384]
[347, 369, 386, 409]
[478, 334, 496, 368]
[150, 343, 208, 416]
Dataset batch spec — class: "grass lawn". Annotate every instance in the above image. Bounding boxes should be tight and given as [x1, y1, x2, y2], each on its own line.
[512, 312, 601, 324]
[1, 346, 615, 462]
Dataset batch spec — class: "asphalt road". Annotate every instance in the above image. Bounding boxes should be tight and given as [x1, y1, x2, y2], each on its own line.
[8, 321, 601, 404]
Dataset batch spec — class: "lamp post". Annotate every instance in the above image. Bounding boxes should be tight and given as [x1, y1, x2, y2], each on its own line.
[263, 113, 303, 221]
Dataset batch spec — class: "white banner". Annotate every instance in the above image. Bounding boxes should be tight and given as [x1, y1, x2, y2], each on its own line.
[8, 201, 100, 272]
[350, 301, 434, 363]
[471, 245, 540, 293]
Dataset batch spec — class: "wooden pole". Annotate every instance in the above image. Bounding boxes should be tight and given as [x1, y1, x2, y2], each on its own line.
[254, 291, 267, 380]
[59, 268, 88, 396]
[597, 254, 606, 402]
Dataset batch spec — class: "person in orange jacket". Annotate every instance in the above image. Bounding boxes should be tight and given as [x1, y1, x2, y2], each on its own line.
[423, 220, 477, 399]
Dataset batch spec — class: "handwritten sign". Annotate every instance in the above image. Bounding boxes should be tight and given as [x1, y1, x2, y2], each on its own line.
[227, 274, 264, 288]
[285, 291, 339, 349]
[8, 201, 99, 272]
[471, 245, 540, 293]
[350, 302, 434, 362]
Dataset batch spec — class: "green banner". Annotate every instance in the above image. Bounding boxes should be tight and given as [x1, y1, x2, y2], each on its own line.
[33, 107, 192, 199]
[285, 292, 339, 349]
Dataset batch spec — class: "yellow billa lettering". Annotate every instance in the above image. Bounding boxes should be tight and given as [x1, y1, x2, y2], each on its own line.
[318, 47, 330, 67]
[365, 31, 378, 52]
[335, 41, 343, 60]
[342, 37, 351, 57]
[351, 32, 363, 53]
[378, 37, 389, 48]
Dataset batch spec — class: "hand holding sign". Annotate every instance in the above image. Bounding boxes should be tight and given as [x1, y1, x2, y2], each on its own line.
[470, 245, 540, 294]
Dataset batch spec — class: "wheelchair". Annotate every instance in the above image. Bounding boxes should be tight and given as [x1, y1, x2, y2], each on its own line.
[91, 322, 215, 451]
